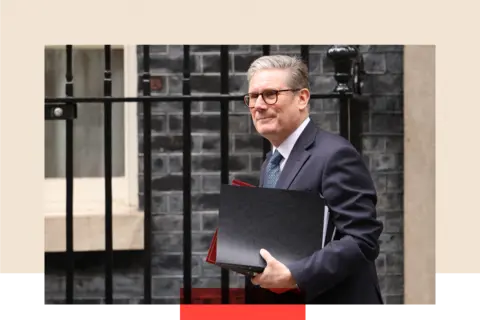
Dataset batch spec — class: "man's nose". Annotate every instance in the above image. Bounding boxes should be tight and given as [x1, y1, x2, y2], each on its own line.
[253, 95, 268, 110]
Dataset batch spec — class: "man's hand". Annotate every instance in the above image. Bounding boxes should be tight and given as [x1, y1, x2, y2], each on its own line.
[251, 249, 297, 289]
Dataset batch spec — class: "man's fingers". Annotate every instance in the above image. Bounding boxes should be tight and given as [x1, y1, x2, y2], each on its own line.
[260, 248, 274, 263]
[251, 273, 261, 285]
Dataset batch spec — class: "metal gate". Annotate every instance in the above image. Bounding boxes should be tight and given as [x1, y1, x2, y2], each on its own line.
[44, 44, 366, 304]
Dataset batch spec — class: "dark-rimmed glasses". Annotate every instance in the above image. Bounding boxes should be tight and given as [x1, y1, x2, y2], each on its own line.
[243, 88, 301, 108]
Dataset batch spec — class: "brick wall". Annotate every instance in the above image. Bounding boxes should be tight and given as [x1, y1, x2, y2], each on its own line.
[44, 45, 404, 304]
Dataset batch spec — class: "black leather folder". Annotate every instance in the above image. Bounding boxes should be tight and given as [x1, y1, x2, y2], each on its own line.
[214, 184, 327, 276]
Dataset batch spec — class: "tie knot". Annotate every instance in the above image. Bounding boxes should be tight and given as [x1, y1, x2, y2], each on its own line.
[270, 150, 283, 166]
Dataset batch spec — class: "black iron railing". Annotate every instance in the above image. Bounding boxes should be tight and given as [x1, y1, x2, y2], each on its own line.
[44, 44, 365, 304]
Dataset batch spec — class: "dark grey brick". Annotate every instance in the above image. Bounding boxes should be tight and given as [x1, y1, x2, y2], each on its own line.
[151, 101, 201, 114]
[385, 135, 403, 153]
[233, 53, 263, 73]
[138, 154, 167, 174]
[370, 153, 402, 172]
[310, 112, 339, 133]
[139, 134, 203, 153]
[138, 114, 166, 134]
[362, 136, 386, 152]
[386, 173, 403, 192]
[370, 113, 403, 134]
[50, 273, 143, 299]
[192, 154, 249, 172]
[371, 173, 387, 193]
[384, 211, 403, 233]
[386, 253, 404, 274]
[146, 54, 199, 74]
[202, 174, 220, 192]
[385, 275, 404, 295]
[322, 54, 335, 74]
[308, 53, 322, 74]
[151, 254, 202, 277]
[363, 53, 387, 74]
[137, 45, 167, 55]
[192, 193, 219, 211]
[139, 193, 168, 213]
[229, 45, 251, 52]
[168, 155, 182, 173]
[153, 277, 183, 297]
[386, 53, 403, 74]
[309, 45, 331, 53]
[369, 96, 403, 112]
[374, 75, 403, 95]
[152, 214, 201, 232]
[153, 233, 183, 253]
[204, 101, 239, 113]
[148, 173, 201, 193]
[202, 135, 221, 151]
[234, 134, 264, 152]
[192, 232, 216, 252]
[229, 74, 248, 94]
[191, 45, 221, 53]
[359, 45, 403, 53]
[168, 193, 183, 213]
[250, 45, 264, 52]
[309, 75, 337, 93]
[377, 192, 403, 211]
[275, 45, 301, 52]
[251, 154, 264, 171]
[202, 53, 234, 73]
[375, 253, 386, 274]
[202, 213, 218, 231]
[170, 114, 249, 134]
[231, 100, 251, 114]
[379, 233, 403, 253]
[190, 75, 220, 93]
[321, 99, 340, 112]
[153, 232, 213, 253]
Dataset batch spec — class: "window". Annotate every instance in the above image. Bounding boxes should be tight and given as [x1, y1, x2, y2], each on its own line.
[44, 45, 143, 252]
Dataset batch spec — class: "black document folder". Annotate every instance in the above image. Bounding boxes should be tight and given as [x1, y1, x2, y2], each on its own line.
[214, 184, 327, 276]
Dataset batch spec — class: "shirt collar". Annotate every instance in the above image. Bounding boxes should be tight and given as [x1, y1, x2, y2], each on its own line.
[272, 117, 311, 160]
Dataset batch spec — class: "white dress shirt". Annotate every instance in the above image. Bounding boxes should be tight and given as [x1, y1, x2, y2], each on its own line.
[272, 117, 311, 171]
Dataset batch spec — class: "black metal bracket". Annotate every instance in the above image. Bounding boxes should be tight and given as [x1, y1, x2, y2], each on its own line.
[45, 103, 77, 120]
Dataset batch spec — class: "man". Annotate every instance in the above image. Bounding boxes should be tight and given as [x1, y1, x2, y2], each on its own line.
[243, 55, 384, 304]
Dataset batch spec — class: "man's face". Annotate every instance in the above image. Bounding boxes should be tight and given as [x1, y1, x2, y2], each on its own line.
[247, 68, 309, 144]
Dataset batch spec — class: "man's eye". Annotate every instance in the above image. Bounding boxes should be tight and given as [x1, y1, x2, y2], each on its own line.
[264, 90, 276, 98]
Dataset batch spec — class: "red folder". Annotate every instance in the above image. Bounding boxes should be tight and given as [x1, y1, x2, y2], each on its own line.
[205, 179, 299, 295]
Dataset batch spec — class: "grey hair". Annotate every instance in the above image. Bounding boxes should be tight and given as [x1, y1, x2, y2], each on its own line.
[247, 55, 310, 90]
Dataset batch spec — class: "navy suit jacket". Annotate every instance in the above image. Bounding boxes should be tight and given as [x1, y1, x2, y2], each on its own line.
[245, 119, 384, 304]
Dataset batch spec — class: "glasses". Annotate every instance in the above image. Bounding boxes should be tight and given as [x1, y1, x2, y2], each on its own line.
[243, 88, 301, 108]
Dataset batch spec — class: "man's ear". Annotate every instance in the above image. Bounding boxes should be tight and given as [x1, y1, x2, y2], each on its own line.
[298, 88, 310, 111]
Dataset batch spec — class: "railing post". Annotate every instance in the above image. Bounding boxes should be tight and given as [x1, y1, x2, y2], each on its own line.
[328, 45, 365, 152]
[220, 45, 231, 304]
[65, 44, 75, 305]
[103, 44, 114, 304]
[142, 45, 153, 304]
[182, 45, 193, 305]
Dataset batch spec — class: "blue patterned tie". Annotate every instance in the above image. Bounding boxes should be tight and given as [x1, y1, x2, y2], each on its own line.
[263, 150, 284, 188]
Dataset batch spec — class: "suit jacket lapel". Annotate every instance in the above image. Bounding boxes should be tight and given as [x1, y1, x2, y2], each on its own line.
[259, 150, 272, 187]
[276, 120, 317, 190]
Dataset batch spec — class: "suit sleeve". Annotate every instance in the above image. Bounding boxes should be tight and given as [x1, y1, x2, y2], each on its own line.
[285, 144, 383, 301]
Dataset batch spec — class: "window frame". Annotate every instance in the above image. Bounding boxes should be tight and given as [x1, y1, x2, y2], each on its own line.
[44, 44, 143, 252]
